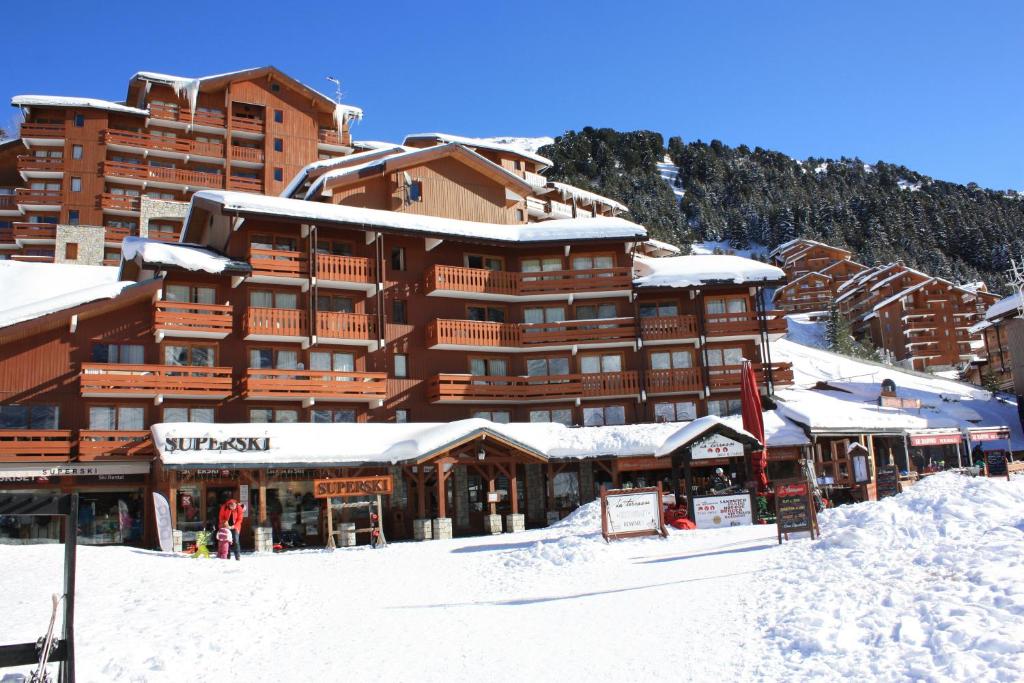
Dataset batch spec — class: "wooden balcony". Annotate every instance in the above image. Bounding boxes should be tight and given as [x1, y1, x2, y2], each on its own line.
[242, 369, 387, 403]
[248, 247, 308, 283]
[12, 222, 57, 243]
[17, 155, 64, 174]
[231, 146, 264, 163]
[14, 188, 62, 208]
[99, 192, 141, 213]
[78, 431, 154, 461]
[707, 363, 795, 390]
[103, 129, 225, 158]
[424, 264, 633, 301]
[315, 311, 377, 347]
[154, 301, 233, 339]
[244, 308, 308, 341]
[0, 430, 74, 461]
[230, 116, 264, 133]
[705, 311, 786, 337]
[227, 176, 263, 193]
[426, 317, 637, 352]
[149, 103, 227, 128]
[102, 161, 225, 189]
[640, 315, 699, 342]
[645, 368, 703, 395]
[316, 254, 376, 291]
[104, 225, 137, 243]
[427, 371, 640, 404]
[80, 363, 233, 399]
[19, 122, 65, 140]
[0, 228, 15, 247]
[318, 129, 350, 147]
[147, 228, 180, 243]
[0, 195, 16, 212]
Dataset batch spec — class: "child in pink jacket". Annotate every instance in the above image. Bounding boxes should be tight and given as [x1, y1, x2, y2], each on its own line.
[215, 524, 232, 560]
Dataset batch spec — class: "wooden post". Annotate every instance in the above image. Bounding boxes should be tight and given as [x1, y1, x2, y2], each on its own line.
[436, 464, 447, 519]
[488, 466, 497, 515]
[417, 466, 426, 518]
[510, 465, 519, 515]
[325, 497, 335, 549]
[545, 464, 555, 511]
[684, 449, 695, 522]
[258, 470, 268, 524]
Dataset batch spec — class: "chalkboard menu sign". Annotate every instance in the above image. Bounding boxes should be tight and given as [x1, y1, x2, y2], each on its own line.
[774, 479, 818, 544]
[986, 451, 1008, 478]
[876, 465, 900, 499]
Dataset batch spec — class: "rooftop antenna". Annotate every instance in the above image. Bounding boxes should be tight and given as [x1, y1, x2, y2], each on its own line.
[325, 76, 343, 104]
[1010, 258, 1024, 319]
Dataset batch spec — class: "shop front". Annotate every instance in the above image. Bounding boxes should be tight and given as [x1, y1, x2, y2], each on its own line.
[0, 461, 151, 545]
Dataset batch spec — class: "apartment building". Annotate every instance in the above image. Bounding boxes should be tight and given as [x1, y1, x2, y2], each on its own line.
[1, 66, 361, 265]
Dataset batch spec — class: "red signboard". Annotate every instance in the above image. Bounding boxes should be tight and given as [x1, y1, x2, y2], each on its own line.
[909, 433, 962, 447]
[969, 429, 1010, 442]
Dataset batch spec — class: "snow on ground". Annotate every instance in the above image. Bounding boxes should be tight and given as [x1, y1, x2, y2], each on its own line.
[784, 312, 828, 348]
[657, 156, 686, 200]
[2, 475, 1020, 682]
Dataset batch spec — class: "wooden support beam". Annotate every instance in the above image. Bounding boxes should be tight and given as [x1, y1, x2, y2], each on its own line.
[510, 466, 519, 515]
[436, 464, 447, 519]
[417, 466, 426, 518]
[488, 465, 497, 515]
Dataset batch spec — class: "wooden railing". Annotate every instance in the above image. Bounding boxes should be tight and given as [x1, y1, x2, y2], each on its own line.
[640, 315, 699, 341]
[645, 368, 703, 394]
[103, 161, 225, 188]
[707, 362, 794, 389]
[80, 363, 233, 396]
[104, 225, 136, 243]
[705, 311, 786, 336]
[155, 301, 233, 336]
[318, 129, 349, 146]
[17, 155, 64, 173]
[427, 317, 637, 348]
[316, 254, 375, 284]
[427, 371, 640, 402]
[0, 430, 74, 460]
[99, 193, 141, 212]
[0, 195, 15, 211]
[12, 223, 58, 241]
[0, 228, 14, 245]
[19, 122, 65, 138]
[231, 146, 264, 163]
[103, 129, 225, 157]
[228, 176, 263, 193]
[149, 103, 227, 128]
[244, 308, 308, 337]
[425, 264, 633, 297]
[147, 229, 180, 243]
[242, 369, 387, 401]
[14, 188, 62, 205]
[249, 247, 307, 278]
[78, 431, 153, 461]
[315, 312, 375, 340]
[230, 115, 264, 133]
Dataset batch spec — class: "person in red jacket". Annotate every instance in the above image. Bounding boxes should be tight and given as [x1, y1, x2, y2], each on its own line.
[218, 498, 244, 561]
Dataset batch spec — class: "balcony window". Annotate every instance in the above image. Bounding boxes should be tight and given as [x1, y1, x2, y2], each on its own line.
[708, 399, 743, 418]
[583, 405, 625, 427]
[0, 404, 59, 429]
[395, 409, 409, 423]
[580, 353, 622, 374]
[147, 192, 177, 201]
[575, 303, 617, 321]
[311, 409, 356, 423]
[91, 343, 144, 364]
[250, 290, 297, 309]
[70, 177, 82, 192]
[472, 410, 510, 424]
[390, 247, 406, 271]
[163, 407, 214, 423]
[529, 409, 573, 426]
[521, 257, 562, 281]
[310, 351, 354, 373]
[465, 254, 503, 271]
[571, 255, 614, 271]
[467, 305, 505, 323]
[654, 401, 696, 423]
[706, 348, 743, 366]
[110, 187, 140, 197]
[524, 306, 565, 325]
[164, 344, 215, 367]
[639, 302, 679, 317]
[249, 408, 298, 423]
[166, 284, 215, 304]
[470, 358, 508, 378]
[706, 298, 747, 315]
[650, 350, 692, 370]
[89, 405, 145, 431]
[526, 357, 569, 377]
[315, 239, 352, 256]
[150, 160, 175, 169]
[32, 181, 60, 191]
[392, 299, 407, 324]
[317, 294, 354, 313]
[394, 354, 408, 378]
[250, 348, 298, 370]
[72, 145, 83, 160]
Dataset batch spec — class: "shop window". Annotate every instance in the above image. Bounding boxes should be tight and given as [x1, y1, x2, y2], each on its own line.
[390, 247, 406, 271]
[465, 254, 504, 271]
[639, 301, 679, 317]
[163, 407, 214, 423]
[316, 293, 354, 313]
[529, 408, 573, 426]
[392, 299, 408, 324]
[707, 399, 743, 417]
[654, 401, 696, 423]
[583, 405, 625, 426]
[311, 409, 356, 423]
[249, 408, 298, 423]
[164, 344, 215, 367]
[89, 405, 144, 430]
[472, 410, 510, 424]
[91, 343, 144, 364]
[580, 353, 622, 374]
[467, 304, 505, 323]
[650, 350, 692, 370]
[526, 356, 569, 378]
[553, 471, 581, 509]
[78, 491, 145, 545]
[165, 284, 216, 304]
[395, 409, 409, 423]
[64, 243, 79, 260]
[394, 353, 408, 378]
[0, 404, 59, 429]
[72, 144, 83, 160]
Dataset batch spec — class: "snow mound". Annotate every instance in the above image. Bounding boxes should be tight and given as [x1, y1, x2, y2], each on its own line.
[550, 499, 603, 536]
[756, 473, 1024, 681]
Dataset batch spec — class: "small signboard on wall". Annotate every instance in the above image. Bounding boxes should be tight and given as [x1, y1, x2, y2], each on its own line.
[692, 493, 753, 529]
[600, 484, 668, 541]
[691, 435, 744, 460]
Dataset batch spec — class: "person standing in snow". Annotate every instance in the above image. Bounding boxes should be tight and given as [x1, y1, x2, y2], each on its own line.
[215, 523, 232, 560]
[218, 499, 244, 561]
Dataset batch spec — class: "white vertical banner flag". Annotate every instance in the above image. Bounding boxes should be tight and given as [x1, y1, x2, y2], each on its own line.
[152, 492, 173, 552]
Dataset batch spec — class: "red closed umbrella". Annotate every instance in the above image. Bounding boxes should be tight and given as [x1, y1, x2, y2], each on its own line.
[741, 359, 768, 493]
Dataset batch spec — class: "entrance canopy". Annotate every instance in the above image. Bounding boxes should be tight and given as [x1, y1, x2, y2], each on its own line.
[655, 416, 761, 459]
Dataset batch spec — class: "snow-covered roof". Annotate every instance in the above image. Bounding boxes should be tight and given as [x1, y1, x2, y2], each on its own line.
[775, 271, 832, 293]
[192, 190, 646, 244]
[404, 133, 553, 168]
[769, 238, 850, 259]
[280, 146, 410, 198]
[11, 95, 148, 116]
[122, 237, 248, 275]
[633, 254, 785, 289]
[547, 182, 628, 213]
[871, 279, 934, 313]
[869, 267, 928, 293]
[639, 238, 682, 256]
[0, 261, 130, 329]
[986, 292, 1022, 322]
[655, 416, 760, 457]
[479, 136, 554, 156]
[153, 413, 804, 468]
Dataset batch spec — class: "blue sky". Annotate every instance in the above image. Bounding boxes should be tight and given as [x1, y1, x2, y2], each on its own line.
[2, 1, 1020, 189]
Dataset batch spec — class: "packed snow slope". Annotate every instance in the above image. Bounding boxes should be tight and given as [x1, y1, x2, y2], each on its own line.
[2, 475, 1022, 682]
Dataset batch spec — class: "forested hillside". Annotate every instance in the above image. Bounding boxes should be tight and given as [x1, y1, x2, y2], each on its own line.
[539, 129, 1023, 292]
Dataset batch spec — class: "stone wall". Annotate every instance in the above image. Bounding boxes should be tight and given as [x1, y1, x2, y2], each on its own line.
[55, 224, 105, 266]
[579, 461, 595, 504]
[139, 197, 189, 238]
[525, 464, 545, 524]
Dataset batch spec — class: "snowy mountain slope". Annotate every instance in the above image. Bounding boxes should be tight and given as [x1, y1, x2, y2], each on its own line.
[481, 136, 555, 156]
[783, 313, 828, 348]
[658, 154, 685, 200]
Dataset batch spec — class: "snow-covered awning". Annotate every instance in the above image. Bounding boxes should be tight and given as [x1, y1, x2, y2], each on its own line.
[655, 416, 761, 457]
[986, 292, 1022, 322]
[546, 182, 628, 213]
[633, 254, 785, 289]
[0, 261, 129, 329]
[12, 95, 148, 116]
[122, 237, 250, 275]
